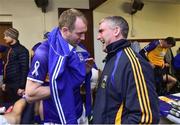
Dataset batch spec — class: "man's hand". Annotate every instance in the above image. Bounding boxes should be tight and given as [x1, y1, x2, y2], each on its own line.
[164, 63, 170, 68]
[1, 84, 6, 91]
[86, 58, 94, 73]
[17, 89, 25, 96]
[149, 62, 155, 68]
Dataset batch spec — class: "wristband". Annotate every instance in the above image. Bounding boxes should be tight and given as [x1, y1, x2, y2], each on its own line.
[22, 94, 29, 102]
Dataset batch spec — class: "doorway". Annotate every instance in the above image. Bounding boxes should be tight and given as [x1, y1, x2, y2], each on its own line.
[0, 22, 12, 45]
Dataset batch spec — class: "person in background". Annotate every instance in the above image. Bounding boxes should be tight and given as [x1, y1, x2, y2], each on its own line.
[25, 8, 94, 124]
[0, 97, 27, 124]
[30, 32, 49, 60]
[0, 45, 7, 87]
[93, 16, 159, 124]
[0, 53, 3, 84]
[139, 37, 177, 95]
[130, 40, 141, 53]
[0, 28, 29, 104]
[164, 48, 175, 75]
[0, 45, 7, 104]
[173, 48, 180, 81]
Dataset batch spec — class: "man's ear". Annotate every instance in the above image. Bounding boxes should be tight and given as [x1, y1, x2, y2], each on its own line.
[61, 27, 69, 35]
[114, 26, 120, 36]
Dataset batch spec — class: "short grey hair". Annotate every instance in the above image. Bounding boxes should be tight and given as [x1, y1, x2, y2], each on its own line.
[101, 16, 129, 38]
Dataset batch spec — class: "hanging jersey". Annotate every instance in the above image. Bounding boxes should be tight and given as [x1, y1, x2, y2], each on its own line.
[75, 44, 92, 117]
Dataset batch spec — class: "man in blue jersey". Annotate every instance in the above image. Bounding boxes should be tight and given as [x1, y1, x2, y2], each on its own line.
[25, 8, 94, 124]
[93, 16, 159, 124]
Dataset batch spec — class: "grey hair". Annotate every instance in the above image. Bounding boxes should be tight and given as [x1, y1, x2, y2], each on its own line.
[101, 16, 129, 38]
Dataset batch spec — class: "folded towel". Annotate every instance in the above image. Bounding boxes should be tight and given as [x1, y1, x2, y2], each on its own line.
[170, 108, 180, 118]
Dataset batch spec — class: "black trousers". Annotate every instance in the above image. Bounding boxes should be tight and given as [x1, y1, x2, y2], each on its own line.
[154, 66, 167, 96]
[2, 86, 21, 103]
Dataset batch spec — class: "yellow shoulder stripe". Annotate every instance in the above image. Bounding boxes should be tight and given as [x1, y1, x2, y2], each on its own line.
[115, 102, 124, 124]
[124, 47, 152, 124]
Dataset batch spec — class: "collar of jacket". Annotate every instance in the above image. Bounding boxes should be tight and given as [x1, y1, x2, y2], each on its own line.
[10, 40, 20, 48]
[104, 39, 131, 62]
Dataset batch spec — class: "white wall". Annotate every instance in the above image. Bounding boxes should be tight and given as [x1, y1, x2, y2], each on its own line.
[0, 0, 180, 69]
[0, 0, 89, 49]
[93, 0, 180, 69]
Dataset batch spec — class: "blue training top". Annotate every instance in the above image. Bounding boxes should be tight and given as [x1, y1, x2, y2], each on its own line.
[28, 27, 88, 124]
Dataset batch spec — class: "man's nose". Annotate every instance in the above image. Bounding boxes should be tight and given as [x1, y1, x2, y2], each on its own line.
[97, 34, 101, 40]
[80, 34, 85, 40]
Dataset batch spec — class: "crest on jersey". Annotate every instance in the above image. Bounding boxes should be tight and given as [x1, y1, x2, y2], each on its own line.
[101, 75, 107, 88]
[77, 53, 84, 62]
